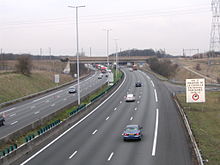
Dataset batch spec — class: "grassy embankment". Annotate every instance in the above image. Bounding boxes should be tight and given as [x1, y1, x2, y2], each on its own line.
[0, 71, 73, 104]
[177, 92, 220, 164]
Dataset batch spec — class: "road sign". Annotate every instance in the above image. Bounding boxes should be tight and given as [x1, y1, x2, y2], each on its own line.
[186, 79, 205, 103]
[54, 74, 60, 84]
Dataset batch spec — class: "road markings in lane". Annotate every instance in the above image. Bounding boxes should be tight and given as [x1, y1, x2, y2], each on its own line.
[146, 75, 151, 80]
[9, 113, 16, 117]
[10, 121, 18, 125]
[45, 100, 50, 103]
[134, 107, 137, 111]
[139, 96, 141, 98]
[106, 116, 110, 121]
[30, 106, 36, 109]
[137, 101, 140, 104]
[107, 152, 114, 161]
[120, 101, 122, 104]
[69, 151, 78, 159]
[92, 129, 98, 135]
[50, 104, 55, 107]
[114, 108, 117, 111]
[20, 71, 126, 165]
[32, 90, 63, 103]
[130, 117, 133, 121]
[151, 80, 155, 87]
[152, 108, 159, 156]
[154, 89, 158, 103]
[34, 111, 40, 115]
[63, 98, 67, 101]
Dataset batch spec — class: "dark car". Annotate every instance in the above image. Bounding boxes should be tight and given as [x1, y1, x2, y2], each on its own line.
[68, 87, 77, 94]
[135, 82, 142, 87]
[123, 125, 143, 141]
[0, 115, 5, 127]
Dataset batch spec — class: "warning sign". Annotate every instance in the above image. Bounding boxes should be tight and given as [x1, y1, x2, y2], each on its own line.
[186, 79, 205, 103]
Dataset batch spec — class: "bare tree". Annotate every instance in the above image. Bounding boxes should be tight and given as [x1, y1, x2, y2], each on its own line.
[15, 55, 32, 76]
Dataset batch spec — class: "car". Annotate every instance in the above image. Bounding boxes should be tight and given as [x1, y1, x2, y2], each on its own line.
[0, 115, 5, 127]
[98, 74, 103, 79]
[68, 86, 77, 94]
[135, 81, 142, 87]
[125, 94, 135, 102]
[123, 125, 143, 141]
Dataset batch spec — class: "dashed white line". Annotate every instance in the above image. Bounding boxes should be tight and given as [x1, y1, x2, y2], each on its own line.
[134, 108, 137, 111]
[10, 121, 18, 125]
[114, 108, 117, 111]
[106, 116, 110, 120]
[154, 89, 158, 103]
[63, 98, 67, 101]
[120, 101, 122, 104]
[152, 108, 159, 156]
[137, 101, 140, 104]
[107, 152, 114, 161]
[32, 90, 63, 103]
[139, 96, 141, 98]
[45, 100, 50, 103]
[51, 104, 55, 107]
[92, 129, 98, 135]
[9, 113, 16, 117]
[34, 111, 40, 115]
[69, 151, 78, 159]
[30, 106, 36, 109]
[130, 117, 133, 120]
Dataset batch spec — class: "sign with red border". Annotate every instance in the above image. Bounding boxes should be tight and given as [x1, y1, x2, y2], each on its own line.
[186, 79, 205, 103]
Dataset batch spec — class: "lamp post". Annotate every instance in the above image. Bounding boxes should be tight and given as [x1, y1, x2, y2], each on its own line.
[103, 29, 112, 68]
[68, 5, 85, 105]
[114, 39, 119, 79]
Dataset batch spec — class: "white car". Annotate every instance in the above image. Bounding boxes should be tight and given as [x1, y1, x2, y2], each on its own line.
[125, 94, 135, 102]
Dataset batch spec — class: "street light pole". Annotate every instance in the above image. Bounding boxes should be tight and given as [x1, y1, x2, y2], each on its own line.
[114, 39, 119, 79]
[103, 29, 112, 68]
[68, 5, 85, 105]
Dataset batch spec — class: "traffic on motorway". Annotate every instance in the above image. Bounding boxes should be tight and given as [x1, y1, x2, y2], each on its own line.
[13, 68, 193, 165]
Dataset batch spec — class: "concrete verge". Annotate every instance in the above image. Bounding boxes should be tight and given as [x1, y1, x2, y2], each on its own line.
[0, 73, 124, 165]
[173, 95, 204, 165]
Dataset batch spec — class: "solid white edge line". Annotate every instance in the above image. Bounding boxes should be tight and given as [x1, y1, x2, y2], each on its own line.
[69, 151, 78, 159]
[2, 107, 16, 113]
[152, 108, 159, 156]
[107, 152, 114, 161]
[92, 129, 98, 135]
[151, 80, 155, 87]
[154, 89, 158, 103]
[20, 70, 127, 165]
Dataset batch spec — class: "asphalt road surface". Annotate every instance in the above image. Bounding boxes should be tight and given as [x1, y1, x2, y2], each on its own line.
[0, 71, 108, 139]
[17, 68, 193, 165]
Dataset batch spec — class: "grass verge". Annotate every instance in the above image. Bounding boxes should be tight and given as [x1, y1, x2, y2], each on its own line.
[176, 91, 220, 164]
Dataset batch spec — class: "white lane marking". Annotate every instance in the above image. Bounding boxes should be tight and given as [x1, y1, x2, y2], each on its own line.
[114, 108, 117, 111]
[120, 101, 122, 104]
[107, 152, 114, 161]
[20, 71, 127, 165]
[134, 108, 137, 111]
[154, 89, 158, 103]
[146, 75, 151, 80]
[9, 113, 16, 117]
[92, 129, 98, 135]
[152, 108, 159, 156]
[151, 80, 155, 87]
[10, 121, 18, 125]
[32, 90, 63, 103]
[139, 96, 141, 98]
[45, 100, 50, 103]
[106, 116, 110, 120]
[130, 117, 133, 120]
[51, 104, 55, 107]
[137, 101, 140, 104]
[69, 151, 78, 159]
[2, 107, 16, 113]
[30, 106, 36, 109]
[34, 111, 40, 115]
[63, 98, 67, 101]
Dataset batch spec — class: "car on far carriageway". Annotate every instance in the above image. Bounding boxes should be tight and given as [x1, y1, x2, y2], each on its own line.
[123, 125, 143, 141]
[0, 115, 5, 127]
[68, 86, 77, 94]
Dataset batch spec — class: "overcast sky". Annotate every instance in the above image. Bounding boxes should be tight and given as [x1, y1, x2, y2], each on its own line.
[0, 0, 211, 56]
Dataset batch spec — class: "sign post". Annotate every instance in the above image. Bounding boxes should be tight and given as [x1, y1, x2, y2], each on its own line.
[186, 79, 205, 103]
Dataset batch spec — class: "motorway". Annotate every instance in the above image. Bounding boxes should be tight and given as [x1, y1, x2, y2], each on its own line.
[17, 68, 193, 165]
[0, 71, 108, 139]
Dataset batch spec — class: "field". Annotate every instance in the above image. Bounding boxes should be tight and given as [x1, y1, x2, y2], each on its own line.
[177, 92, 220, 164]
